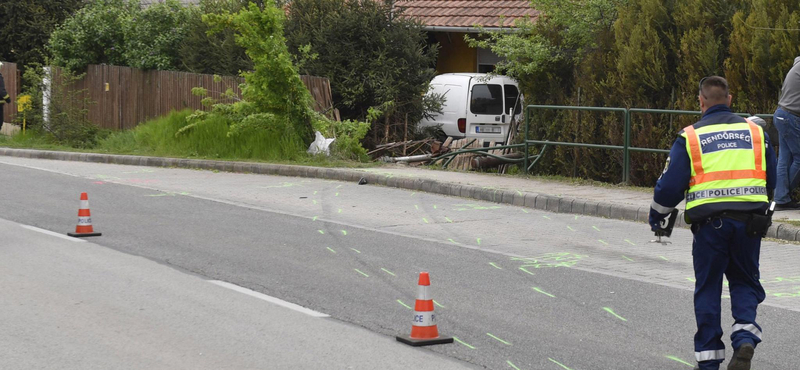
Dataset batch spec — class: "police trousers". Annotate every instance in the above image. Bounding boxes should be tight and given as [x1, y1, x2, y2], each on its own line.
[691, 217, 765, 369]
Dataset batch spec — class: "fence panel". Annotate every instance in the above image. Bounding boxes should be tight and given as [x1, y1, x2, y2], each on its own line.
[0, 62, 18, 123]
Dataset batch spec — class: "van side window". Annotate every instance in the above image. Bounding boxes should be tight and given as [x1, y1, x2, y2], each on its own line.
[504, 85, 521, 115]
[470, 84, 503, 115]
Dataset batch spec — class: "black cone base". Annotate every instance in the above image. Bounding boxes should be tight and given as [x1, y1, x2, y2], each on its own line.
[68, 232, 102, 237]
[396, 335, 453, 347]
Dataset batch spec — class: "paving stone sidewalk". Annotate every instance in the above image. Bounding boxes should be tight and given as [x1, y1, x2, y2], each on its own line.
[2, 147, 800, 242]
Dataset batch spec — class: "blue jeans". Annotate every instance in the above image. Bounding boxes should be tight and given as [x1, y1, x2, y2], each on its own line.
[773, 108, 800, 204]
[693, 218, 764, 370]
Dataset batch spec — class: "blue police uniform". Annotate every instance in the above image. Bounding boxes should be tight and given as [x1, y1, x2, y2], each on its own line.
[650, 104, 776, 370]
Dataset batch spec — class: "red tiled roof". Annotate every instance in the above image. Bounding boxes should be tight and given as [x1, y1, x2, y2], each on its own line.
[396, 1, 539, 28]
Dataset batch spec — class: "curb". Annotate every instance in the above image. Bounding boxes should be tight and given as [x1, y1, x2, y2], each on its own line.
[2, 147, 798, 243]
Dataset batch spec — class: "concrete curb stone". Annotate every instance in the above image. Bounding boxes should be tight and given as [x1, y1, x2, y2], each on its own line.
[2, 147, 799, 243]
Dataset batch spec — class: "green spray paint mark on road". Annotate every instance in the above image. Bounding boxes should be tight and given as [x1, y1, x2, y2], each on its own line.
[445, 217, 454, 223]
[453, 337, 475, 349]
[354, 269, 369, 277]
[486, 333, 511, 345]
[381, 268, 396, 276]
[476, 238, 482, 245]
[522, 209, 529, 214]
[622, 255, 634, 262]
[567, 226, 575, 231]
[341, 230, 347, 236]
[434, 300, 444, 308]
[593, 226, 601, 232]
[318, 230, 325, 234]
[660, 256, 669, 261]
[397, 299, 412, 309]
[519, 267, 535, 276]
[490, 262, 502, 270]
[338, 209, 342, 214]
[335, 192, 339, 197]
[665, 355, 694, 367]
[624, 239, 636, 246]
[336, 185, 342, 189]
[415, 205, 419, 210]
[423, 218, 429, 224]
[598, 239, 609, 245]
[516, 190, 523, 196]
[433, 205, 438, 209]
[448, 238, 458, 244]
[543, 215, 551, 220]
[532, 287, 555, 298]
[313, 191, 318, 195]
[411, 192, 416, 196]
[548, 358, 574, 370]
[312, 200, 317, 205]
[686, 277, 696, 282]
[603, 307, 627, 322]
[326, 247, 336, 254]
[312, 216, 318, 221]
[350, 248, 361, 254]
[507, 360, 521, 370]
[574, 215, 579, 220]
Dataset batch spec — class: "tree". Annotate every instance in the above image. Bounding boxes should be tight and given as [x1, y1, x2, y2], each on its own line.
[0, 0, 84, 69]
[179, 0, 254, 75]
[285, 0, 438, 146]
[48, 0, 191, 72]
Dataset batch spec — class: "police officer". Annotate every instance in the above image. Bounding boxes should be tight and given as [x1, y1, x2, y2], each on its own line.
[0, 63, 10, 131]
[649, 76, 777, 370]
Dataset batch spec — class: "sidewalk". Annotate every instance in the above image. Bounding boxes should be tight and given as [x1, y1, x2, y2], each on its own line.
[2, 147, 800, 242]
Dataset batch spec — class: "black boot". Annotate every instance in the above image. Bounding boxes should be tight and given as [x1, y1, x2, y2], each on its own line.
[727, 343, 754, 370]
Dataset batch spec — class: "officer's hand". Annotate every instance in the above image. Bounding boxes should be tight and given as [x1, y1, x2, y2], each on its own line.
[649, 208, 668, 232]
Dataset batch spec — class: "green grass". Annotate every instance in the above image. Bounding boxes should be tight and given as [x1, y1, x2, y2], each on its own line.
[0, 110, 377, 168]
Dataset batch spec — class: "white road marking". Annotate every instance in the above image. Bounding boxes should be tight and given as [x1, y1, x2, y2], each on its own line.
[208, 280, 330, 318]
[20, 225, 87, 243]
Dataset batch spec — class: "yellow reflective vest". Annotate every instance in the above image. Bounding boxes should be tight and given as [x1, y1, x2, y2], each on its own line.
[681, 120, 768, 218]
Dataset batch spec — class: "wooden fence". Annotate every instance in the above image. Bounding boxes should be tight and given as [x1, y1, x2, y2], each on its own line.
[0, 62, 18, 123]
[53, 65, 335, 130]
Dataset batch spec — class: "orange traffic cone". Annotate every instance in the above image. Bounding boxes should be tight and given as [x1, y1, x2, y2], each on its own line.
[67, 193, 102, 237]
[396, 272, 453, 346]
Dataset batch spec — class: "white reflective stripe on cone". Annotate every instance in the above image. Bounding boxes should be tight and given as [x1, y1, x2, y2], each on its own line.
[417, 285, 430, 300]
[695, 349, 725, 362]
[78, 217, 92, 225]
[80, 200, 89, 209]
[412, 311, 436, 327]
[732, 323, 762, 340]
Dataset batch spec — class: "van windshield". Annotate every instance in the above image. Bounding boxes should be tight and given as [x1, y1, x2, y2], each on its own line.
[470, 84, 503, 115]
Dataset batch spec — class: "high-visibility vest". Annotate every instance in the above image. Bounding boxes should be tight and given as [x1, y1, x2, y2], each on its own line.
[682, 120, 767, 213]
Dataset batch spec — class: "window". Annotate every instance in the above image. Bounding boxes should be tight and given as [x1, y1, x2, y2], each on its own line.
[504, 85, 521, 115]
[470, 84, 503, 115]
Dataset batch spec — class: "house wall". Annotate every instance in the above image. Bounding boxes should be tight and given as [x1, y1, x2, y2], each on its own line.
[434, 32, 477, 74]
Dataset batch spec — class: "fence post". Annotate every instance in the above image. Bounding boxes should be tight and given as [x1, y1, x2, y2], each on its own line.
[623, 109, 631, 184]
[523, 106, 530, 173]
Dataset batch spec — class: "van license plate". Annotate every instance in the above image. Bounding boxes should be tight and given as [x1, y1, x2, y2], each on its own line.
[476, 126, 501, 133]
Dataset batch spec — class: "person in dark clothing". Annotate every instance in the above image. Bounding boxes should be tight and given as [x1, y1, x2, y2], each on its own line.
[650, 76, 776, 370]
[773, 56, 800, 210]
[0, 66, 11, 131]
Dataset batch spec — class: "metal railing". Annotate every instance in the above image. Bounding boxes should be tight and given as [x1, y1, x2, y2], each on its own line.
[523, 105, 773, 183]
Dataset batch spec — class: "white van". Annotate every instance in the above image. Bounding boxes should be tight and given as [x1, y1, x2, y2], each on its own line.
[419, 73, 523, 145]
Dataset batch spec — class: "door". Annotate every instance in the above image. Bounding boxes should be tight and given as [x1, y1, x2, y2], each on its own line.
[467, 82, 506, 141]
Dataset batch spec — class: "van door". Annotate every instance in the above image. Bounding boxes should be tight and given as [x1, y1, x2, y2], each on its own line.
[467, 83, 506, 142]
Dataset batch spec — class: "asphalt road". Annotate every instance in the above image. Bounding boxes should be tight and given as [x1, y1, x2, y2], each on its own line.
[1, 157, 799, 369]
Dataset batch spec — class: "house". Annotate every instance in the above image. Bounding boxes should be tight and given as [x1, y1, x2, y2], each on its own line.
[397, 0, 539, 74]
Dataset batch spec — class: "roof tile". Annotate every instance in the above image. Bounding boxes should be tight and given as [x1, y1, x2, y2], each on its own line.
[397, 0, 538, 28]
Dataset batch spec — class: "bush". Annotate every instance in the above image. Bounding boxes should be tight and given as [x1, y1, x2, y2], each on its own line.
[179, 0, 254, 75]
[48, 0, 191, 72]
[285, 0, 438, 147]
[20, 65, 104, 148]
